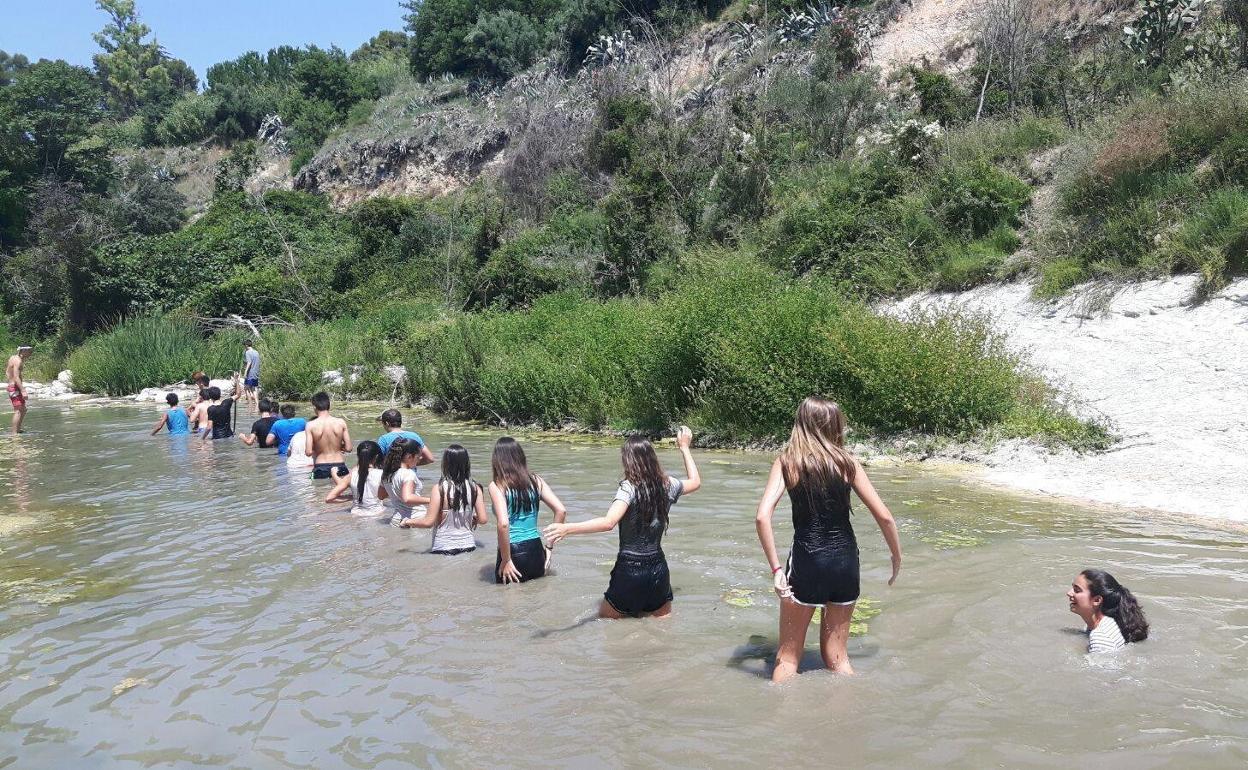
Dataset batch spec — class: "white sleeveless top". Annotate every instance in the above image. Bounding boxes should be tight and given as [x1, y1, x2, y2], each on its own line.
[349, 467, 386, 517]
[384, 467, 425, 521]
[432, 479, 478, 553]
[286, 431, 312, 467]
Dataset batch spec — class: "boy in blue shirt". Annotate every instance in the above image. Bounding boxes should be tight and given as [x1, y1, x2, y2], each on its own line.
[151, 393, 190, 436]
[376, 408, 435, 465]
[266, 404, 307, 456]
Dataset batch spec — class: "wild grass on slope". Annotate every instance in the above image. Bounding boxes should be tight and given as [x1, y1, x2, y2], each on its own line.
[67, 315, 243, 396]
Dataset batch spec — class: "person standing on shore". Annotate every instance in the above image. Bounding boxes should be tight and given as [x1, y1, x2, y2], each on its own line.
[306, 392, 352, 480]
[5, 345, 31, 434]
[241, 340, 261, 413]
[755, 396, 902, 683]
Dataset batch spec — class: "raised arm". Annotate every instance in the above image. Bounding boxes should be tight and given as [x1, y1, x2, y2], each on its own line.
[491, 482, 520, 583]
[755, 458, 790, 598]
[850, 459, 901, 586]
[674, 425, 701, 494]
[537, 476, 567, 524]
[150, 413, 169, 436]
[544, 499, 626, 545]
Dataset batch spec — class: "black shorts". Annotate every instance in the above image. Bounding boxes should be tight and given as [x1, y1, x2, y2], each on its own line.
[433, 547, 475, 556]
[786, 543, 859, 606]
[604, 550, 672, 617]
[496, 537, 546, 583]
[312, 462, 349, 480]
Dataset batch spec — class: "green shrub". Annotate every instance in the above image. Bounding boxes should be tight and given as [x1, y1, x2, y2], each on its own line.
[155, 92, 219, 146]
[67, 315, 239, 395]
[1035, 258, 1088, 297]
[932, 161, 1030, 238]
[913, 68, 968, 126]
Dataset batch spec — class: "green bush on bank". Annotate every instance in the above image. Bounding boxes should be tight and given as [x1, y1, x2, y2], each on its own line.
[403, 259, 1087, 442]
[67, 315, 242, 396]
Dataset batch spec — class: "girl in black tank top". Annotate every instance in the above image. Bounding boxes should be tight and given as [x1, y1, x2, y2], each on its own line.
[755, 397, 902, 683]
[544, 428, 702, 619]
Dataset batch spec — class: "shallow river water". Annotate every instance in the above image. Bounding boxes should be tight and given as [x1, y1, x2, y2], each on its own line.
[1, 402, 1246, 768]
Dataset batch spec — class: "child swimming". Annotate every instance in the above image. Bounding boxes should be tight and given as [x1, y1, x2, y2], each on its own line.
[1068, 569, 1149, 653]
[490, 437, 566, 584]
[325, 440, 388, 517]
[544, 427, 701, 618]
[399, 444, 488, 554]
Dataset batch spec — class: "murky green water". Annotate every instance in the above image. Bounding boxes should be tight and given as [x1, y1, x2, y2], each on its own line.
[1, 402, 1246, 768]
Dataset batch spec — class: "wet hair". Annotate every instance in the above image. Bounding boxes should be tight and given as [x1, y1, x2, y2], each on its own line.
[1080, 569, 1149, 643]
[244, 339, 254, 347]
[280, 404, 297, 419]
[491, 437, 538, 508]
[259, 398, 274, 413]
[620, 435, 671, 531]
[166, 393, 179, 407]
[439, 444, 478, 525]
[354, 440, 383, 503]
[198, 388, 211, 402]
[208, 386, 222, 400]
[190, 371, 205, 384]
[197, 375, 211, 388]
[381, 437, 422, 484]
[311, 391, 331, 412]
[380, 408, 403, 428]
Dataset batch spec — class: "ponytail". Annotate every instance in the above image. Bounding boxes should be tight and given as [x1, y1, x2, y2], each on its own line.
[381, 438, 421, 484]
[1081, 569, 1149, 643]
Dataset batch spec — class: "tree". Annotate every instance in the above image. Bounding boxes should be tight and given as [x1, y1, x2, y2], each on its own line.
[105, 158, 187, 235]
[91, 0, 195, 116]
[3, 60, 109, 189]
[0, 50, 30, 87]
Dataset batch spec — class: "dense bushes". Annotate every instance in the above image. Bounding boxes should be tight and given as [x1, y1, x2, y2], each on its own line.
[403, 259, 1090, 441]
[67, 315, 242, 396]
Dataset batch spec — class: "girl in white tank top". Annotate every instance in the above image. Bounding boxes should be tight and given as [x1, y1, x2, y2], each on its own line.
[398, 444, 487, 553]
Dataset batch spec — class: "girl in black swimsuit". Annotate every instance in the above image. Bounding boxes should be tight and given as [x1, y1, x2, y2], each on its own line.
[545, 427, 701, 618]
[755, 397, 902, 682]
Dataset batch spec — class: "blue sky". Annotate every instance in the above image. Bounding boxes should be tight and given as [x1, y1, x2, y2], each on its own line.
[0, 0, 408, 84]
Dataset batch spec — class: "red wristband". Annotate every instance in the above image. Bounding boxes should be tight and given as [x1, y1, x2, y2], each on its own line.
[771, 565, 782, 574]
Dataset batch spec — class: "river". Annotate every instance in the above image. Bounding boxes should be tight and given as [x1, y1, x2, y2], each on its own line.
[1, 402, 1246, 768]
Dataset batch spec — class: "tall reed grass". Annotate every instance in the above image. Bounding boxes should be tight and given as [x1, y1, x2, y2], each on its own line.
[67, 315, 242, 396]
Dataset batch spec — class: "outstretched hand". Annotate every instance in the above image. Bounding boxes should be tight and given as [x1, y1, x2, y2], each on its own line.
[543, 522, 569, 546]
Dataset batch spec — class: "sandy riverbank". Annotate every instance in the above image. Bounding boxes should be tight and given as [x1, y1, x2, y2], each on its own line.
[889, 276, 1248, 522]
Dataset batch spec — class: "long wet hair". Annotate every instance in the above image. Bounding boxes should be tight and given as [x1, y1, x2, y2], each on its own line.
[491, 437, 538, 509]
[440, 444, 478, 528]
[354, 440, 383, 503]
[381, 437, 422, 484]
[1081, 569, 1149, 643]
[621, 435, 670, 531]
[780, 396, 857, 490]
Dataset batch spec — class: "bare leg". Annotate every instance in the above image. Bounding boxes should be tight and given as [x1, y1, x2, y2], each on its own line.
[650, 601, 672, 618]
[819, 602, 855, 675]
[598, 598, 624, 619]
[773, 598, 816, 683]
[12, 405, 25, 434]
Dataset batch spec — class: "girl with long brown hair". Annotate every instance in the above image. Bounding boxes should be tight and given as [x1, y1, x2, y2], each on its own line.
[545, 427, 702, 618]
[755, 397, 902, 682]
[490, 437, 567, 584]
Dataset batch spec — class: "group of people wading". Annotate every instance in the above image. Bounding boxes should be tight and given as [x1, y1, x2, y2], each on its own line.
[15, 334, 1147, 681]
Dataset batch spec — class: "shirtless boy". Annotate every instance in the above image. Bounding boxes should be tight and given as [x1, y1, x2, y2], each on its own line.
[306, 391, 352, 479]
[189, 388, 213, 435]
[6, 345, 32, 434]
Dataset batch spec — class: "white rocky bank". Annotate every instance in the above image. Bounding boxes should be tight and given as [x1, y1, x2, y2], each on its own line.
[887, 276, 1248, 523]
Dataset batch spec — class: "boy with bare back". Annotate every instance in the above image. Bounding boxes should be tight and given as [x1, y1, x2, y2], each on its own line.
[6, 346, 32, 434]
[306, 391, 352, 479]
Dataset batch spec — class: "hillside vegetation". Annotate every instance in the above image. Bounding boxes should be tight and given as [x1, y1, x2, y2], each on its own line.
[4, 0, 1245, 447]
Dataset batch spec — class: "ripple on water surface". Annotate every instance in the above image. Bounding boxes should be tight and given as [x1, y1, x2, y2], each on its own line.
[0, 403, 1246, 767]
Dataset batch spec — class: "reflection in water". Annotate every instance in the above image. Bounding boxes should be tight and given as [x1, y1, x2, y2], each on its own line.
[0, 403, 1245, 767]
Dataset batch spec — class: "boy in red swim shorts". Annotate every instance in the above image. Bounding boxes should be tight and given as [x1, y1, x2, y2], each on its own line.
[6, 345, 32, 434]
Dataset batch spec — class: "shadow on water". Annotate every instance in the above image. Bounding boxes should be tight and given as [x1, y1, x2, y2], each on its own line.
[532, 614, 602, 639]
[727, 634, 882, 679]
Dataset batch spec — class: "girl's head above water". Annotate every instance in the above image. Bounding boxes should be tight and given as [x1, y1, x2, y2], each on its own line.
[621, 435, 671, 530]
[1067, 569, 1149, 643]
[354, 440, 383, 502]
[492, 437, 537, 500]
[441, 444, 471, 484]
[381, 437, 422, 482]
[781, 396, 856, 489]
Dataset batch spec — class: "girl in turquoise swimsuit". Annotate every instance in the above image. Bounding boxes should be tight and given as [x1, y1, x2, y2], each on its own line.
[489, 437, 567, 584]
